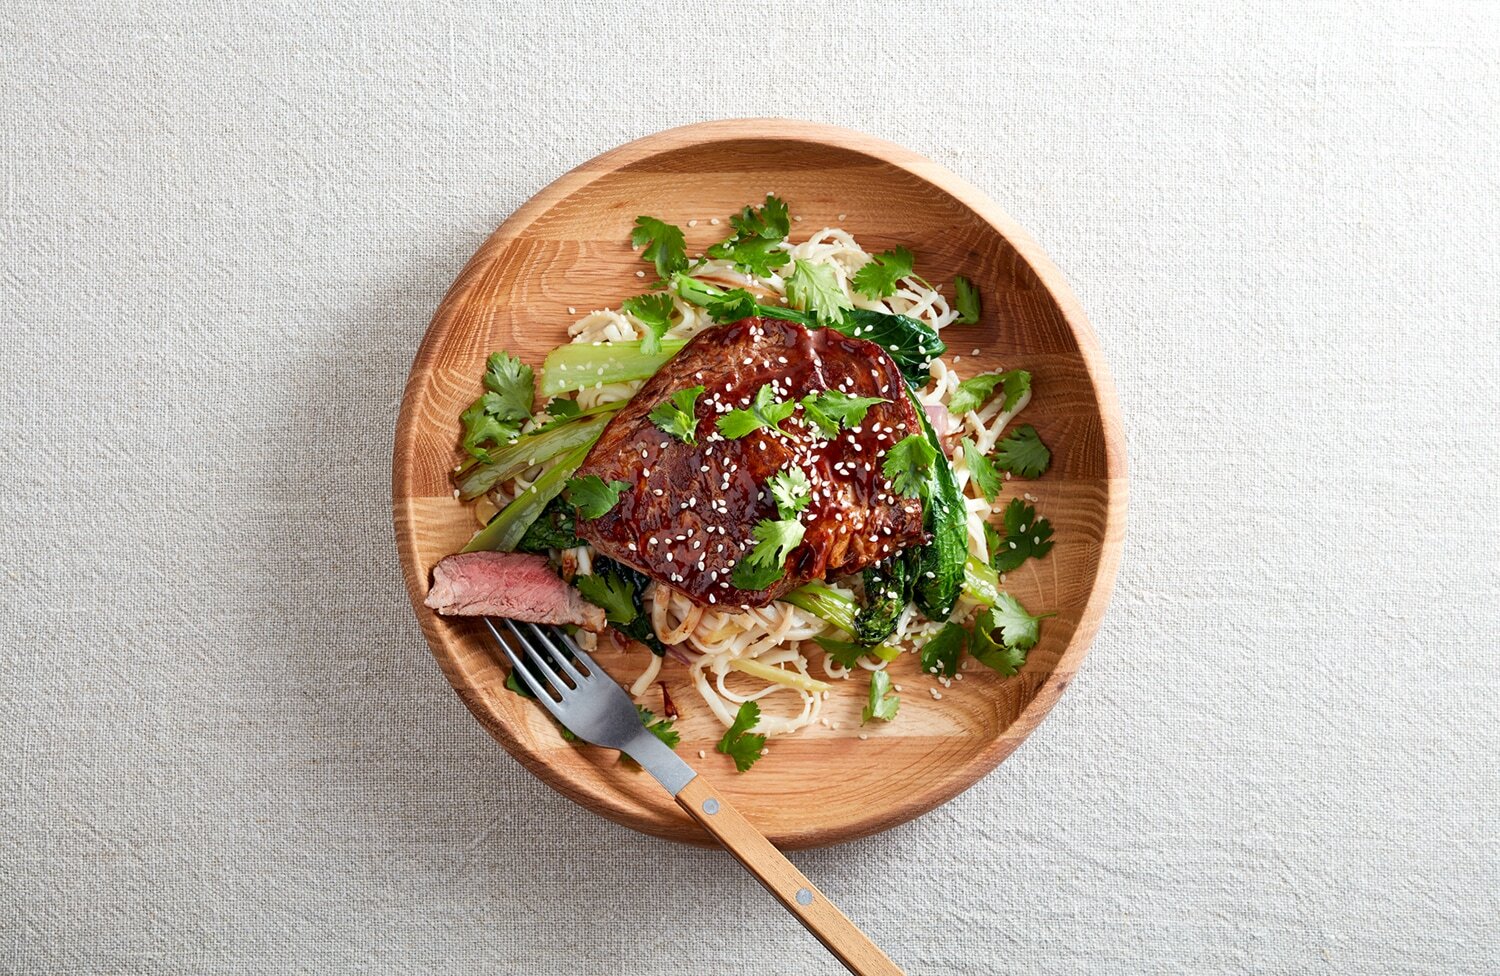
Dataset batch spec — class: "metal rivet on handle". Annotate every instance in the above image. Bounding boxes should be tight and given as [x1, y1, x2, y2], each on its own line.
[795, 888, 813, 906]
[702, 798, 719, 815]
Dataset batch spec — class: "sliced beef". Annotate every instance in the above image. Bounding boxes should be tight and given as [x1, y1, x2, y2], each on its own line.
[575, 316, 926, 609]
[425, 551, 606, 631]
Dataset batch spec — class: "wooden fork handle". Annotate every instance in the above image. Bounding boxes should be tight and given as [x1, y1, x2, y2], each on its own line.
[675, 776, 905, 976]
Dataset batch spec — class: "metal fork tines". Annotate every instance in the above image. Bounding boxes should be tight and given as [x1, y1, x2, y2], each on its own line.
[482, 618, 697, 795]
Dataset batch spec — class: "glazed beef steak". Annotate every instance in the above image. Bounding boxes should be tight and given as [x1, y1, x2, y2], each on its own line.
[574, 316, 926, 608]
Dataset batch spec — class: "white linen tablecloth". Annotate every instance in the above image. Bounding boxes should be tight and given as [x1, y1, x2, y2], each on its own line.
[2, 2, 1496, 973]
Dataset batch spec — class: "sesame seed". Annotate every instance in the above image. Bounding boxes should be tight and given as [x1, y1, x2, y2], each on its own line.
[636, 270, 646, 278]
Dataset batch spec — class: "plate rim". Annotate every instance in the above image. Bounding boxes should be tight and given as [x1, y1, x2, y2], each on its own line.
[392, 118, 1128, 848]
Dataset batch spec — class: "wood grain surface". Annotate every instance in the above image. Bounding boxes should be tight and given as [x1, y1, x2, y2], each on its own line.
[392, 119, 1127, 849]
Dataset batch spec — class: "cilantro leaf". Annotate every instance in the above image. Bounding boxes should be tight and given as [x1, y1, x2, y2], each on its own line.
[716, 409, 764, 440]
[768, 466, 811, 519]
[851, 246, 915, 299]
[563, 474, 630, 520]
[882, 433, 937, 498]
[544, 398, 582, 420]
[800, 390, 886, 438]
[813, 389, 886, 428]
[717, 700, 766, 772]
[991, 424, 1051, 478]
[647, 385, 705, 445]
[630, 216, 688, 280]
[705, 196, 792, 276]
[953, 274, 981, 324]
[969, 606, 1027, 675]
[988, 497, 1055, 572]
[962, 437, 1004, 504]
[636, 705, 680, 749]
[707, 235, 790, 276]
[799, 395, 840, 438]
[717, 383, 796, 439]
[620, 292, 674, 354]
[785, 259, 853, 325]
[574, 571, 638, 624]
[459, 404, 516, 463]
[862, 669, 900, 724]
[587, 558, 665, 655]
[458, 352, 535, 463]
[705, 287, 758, 323]
[920, 621, 967, 678]
[812, 635, 870, 669]
[481, 351, 534, 415]
[729, 194, 790, 241]
[730, 518, 805, 590]
[948, 369, 1030, 416]
[982, 593, 1050, 662]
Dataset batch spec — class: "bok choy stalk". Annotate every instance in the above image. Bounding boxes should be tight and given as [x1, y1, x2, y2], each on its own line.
[540, 340, 687, 396]
[962, 556, 1003, 607]
[783, 557, 1007, 637]
[852, 553, 916, 646]
[453, 409, 618, 501]
[907, 387, 967, 619]
[780, 581, 858, 636]
[462, 442, 592, 553]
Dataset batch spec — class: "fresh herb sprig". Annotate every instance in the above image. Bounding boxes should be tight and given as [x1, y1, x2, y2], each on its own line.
[563, 474, 629, 520]
[730, 518, 806, 591]
[987, 498, 1054, 573]
[991, 424, 1050, 478]
[647, 385, 705, 445]
[717, 700, 766, 772]
[717, 384, 797, 439]
[459, 352, 534, 463]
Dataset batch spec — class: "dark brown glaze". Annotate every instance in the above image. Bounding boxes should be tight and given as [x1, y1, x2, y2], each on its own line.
[575, 317, 926, 608]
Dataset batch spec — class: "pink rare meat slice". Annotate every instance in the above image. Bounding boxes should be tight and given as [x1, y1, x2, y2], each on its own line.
[424, 551, 606, 631]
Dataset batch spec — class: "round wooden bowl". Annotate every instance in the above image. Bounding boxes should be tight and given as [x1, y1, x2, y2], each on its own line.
[393, 119, 1126, 849]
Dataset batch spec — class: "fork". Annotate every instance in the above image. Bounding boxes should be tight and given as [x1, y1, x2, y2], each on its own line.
[485, 618, 905, 976]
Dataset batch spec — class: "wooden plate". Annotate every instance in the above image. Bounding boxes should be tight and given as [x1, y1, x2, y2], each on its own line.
[393, 119, 1126, 849]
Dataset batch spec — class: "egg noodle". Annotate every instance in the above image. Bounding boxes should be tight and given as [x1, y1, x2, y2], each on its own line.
[485, 226, 1032, 738]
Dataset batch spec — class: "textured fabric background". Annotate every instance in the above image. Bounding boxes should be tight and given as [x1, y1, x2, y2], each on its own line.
[2, 2, 1496, 973]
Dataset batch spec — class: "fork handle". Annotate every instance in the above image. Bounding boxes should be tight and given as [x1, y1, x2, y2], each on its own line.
[675, 777, 905, 976]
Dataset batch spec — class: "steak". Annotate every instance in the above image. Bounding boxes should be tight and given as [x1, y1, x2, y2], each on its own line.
[574, 316, 926, 608]
[425, 551, 606, 631]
